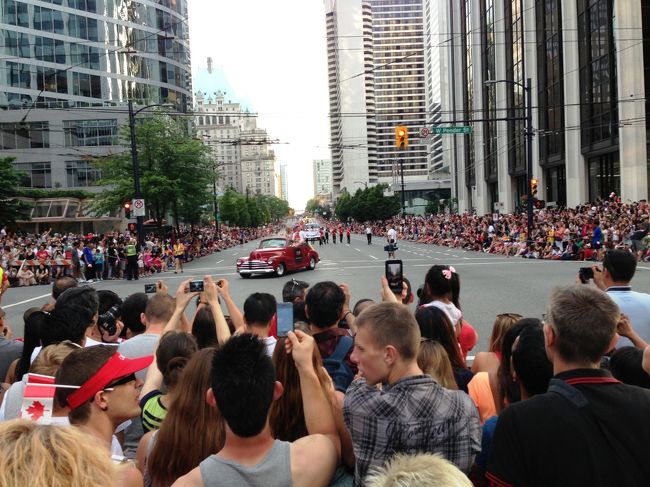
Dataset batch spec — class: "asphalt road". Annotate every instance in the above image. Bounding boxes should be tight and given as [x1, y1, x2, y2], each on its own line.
[3, 234, 650, 354]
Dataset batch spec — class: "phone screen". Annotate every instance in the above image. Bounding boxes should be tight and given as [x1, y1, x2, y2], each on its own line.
[144, 283, 156, 294]
[189, 280, 204, 293]
[385, 259, 403, 293]
[276, 303, 294, 337]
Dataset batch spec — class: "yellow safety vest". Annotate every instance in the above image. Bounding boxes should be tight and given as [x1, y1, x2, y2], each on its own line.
[126, 244, 137, 257]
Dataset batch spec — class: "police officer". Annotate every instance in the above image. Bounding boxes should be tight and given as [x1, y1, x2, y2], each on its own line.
[125, 238, 139, 280]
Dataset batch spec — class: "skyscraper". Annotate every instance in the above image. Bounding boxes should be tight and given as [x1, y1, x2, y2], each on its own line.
[313, 159, 333, 199]
[324, 0, 448, 212]
[1, 0, 192, 191]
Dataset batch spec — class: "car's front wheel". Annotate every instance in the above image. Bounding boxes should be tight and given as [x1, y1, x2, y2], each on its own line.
[275, 263, 286, 277]
[308, 256, 316, 270]
[240, 273, 250, 279]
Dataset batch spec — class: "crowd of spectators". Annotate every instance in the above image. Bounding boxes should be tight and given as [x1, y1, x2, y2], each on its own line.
[348, 197, 649, 262]
[0, 224, 278, 290]
[0, 236, 649, 486]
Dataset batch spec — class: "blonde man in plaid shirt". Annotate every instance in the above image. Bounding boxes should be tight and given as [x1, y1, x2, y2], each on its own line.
[344, 300, 480, 486]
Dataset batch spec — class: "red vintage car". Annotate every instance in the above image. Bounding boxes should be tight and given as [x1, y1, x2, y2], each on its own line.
[236, 237, 319, 278]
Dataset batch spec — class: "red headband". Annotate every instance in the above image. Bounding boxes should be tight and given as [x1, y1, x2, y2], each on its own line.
[65, 352, 151, 410]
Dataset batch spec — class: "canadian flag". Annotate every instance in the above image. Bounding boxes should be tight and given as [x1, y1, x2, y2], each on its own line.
[20, 374, 56, 424]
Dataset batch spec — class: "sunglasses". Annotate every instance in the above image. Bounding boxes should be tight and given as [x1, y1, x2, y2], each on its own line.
[104, 373, 136, 391]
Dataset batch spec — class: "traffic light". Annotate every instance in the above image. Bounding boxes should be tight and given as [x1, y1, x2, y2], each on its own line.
[395, 126, 409, 149]
[123, 201, 131, 219]
[530, 178, 538, 196]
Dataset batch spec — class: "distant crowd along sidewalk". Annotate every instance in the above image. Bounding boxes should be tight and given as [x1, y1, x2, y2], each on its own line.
[348, 197, 649, 262]
[0, 223, 283, 289]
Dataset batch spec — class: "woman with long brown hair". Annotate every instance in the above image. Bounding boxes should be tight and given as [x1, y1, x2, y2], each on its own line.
[137, 348, 225, 487]
[269, 337, 353, 486]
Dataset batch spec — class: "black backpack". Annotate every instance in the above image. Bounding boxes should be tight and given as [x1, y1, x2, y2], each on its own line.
[323, 335, 355, 393]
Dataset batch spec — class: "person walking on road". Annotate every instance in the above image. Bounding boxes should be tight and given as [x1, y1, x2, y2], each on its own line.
[386, 225, 397, 259]
[366, 226, 372, 245]
[339, 226, 344, 244]
[346, 226, 351, 245]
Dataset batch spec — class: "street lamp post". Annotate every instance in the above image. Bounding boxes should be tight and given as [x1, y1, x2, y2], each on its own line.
[353, 181, 368, 190]
[128, 100, 172, 248]
[484, 77, 533, 243]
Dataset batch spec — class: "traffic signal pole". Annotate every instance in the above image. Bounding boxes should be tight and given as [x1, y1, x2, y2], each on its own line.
[395, 126, 408, 217]
[525, 77, 533, 245]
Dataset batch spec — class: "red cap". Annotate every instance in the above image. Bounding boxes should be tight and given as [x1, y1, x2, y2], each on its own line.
[65, 352, 152, 410]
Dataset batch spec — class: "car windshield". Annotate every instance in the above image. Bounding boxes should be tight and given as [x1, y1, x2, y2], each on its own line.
[259, 239, 286, 249]
[305, 224, 320, 230]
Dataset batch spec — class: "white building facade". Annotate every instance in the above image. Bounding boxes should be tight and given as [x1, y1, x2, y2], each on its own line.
[441, 0, 649, 214]
[313, 159, 333, 199]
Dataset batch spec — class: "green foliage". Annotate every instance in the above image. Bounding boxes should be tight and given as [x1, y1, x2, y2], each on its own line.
[92, 114, 212, 228]
[426, 196, 458, 215]
[336, 185, 400, 222]
[0, 157, 33, 224]
[217, 189, 289, 227]
[305, 198, 332, 219]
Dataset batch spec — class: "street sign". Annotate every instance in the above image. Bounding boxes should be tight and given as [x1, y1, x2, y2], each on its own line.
[132, 198, 145, 217]
[432, 126, 472, 135]
[418, 127, 431, 139]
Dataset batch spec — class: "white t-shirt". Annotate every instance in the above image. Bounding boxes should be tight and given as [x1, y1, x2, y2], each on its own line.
[387, 228, 397, 242]
[263, 336, 278, 357]
[424, 300, 463, 328]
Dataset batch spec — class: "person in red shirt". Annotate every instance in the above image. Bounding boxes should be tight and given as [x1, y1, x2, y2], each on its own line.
[346, 227, 351, 244]
[36, 244, 50, 265]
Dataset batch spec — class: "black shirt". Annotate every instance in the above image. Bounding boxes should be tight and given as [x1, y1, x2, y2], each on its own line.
[487, 368, 650, 487]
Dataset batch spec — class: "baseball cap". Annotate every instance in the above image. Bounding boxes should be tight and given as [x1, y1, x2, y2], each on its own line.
[65, 352, 152, 410]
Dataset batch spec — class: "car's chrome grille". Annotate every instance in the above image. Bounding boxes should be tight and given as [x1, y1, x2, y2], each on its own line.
[245, 260, 272, 270]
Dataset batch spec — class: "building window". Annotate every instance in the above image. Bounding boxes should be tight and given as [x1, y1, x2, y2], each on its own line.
[0, 123, 49, 149]
[545, 165, 566, 206]
[7, 62, 31, 89]
[537, 0, 565, 163]
[578, 0, 617, 150]
[37, 67, 67, 94]
[64, 119, 118, 146]
[66, 160, 101, 187]
[588, 153, 619, 201]
[15, 162, 52, 188]
[462, 0, 475, 186]
[482, 0, 498, 182]
[35, 36, 66, 64]
[72, 72, 101, 98]
[506, 0, 526, 175]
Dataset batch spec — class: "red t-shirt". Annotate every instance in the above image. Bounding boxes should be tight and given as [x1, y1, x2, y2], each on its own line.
[36, 249, 49, 262]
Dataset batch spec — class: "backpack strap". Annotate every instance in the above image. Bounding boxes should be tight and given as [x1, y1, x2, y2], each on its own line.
[329, 335, 353, 362]
[547, 378, 589, 408]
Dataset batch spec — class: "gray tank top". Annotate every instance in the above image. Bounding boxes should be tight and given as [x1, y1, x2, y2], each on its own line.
[199, 440, 292, 487]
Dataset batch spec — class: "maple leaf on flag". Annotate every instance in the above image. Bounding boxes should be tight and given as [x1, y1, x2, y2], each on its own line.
[26, 401, 46, 421]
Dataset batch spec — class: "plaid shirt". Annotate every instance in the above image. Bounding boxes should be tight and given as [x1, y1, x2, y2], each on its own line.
[344, 375, 481, 486]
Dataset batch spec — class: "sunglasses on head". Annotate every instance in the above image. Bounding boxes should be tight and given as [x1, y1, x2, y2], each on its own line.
[104, 373, 136, 391]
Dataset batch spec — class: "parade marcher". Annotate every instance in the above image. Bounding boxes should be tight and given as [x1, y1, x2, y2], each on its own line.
[346, 226, 351, 244]
[365, 225, 372, 245]
[173, 240, 185, 274]
[386, 225, 397, 258]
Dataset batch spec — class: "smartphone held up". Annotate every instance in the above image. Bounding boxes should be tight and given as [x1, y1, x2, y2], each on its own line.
[276, 302, 294, 337]
[385, 259, 403, 294]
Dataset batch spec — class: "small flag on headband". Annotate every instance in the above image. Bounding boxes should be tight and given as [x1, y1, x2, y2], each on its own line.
[20, 374, 56, 424]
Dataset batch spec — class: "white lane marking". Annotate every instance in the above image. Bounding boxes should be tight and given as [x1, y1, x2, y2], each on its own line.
[2, 293, 52, 309]
[354, 248, 361, 252]
[215, 259, 224, 264]
[369, 255, 378, 260]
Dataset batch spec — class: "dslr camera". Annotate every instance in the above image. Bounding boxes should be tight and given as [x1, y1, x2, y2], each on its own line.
[98, 303, 121, 336]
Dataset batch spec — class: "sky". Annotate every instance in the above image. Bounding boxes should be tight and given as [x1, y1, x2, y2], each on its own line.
[187, 0, 331, 211]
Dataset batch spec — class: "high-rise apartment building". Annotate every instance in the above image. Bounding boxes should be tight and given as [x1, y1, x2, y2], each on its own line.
[313, 159, 333, 199]
[278, 164, 289, 202]
[442, 0, 649, 214]
[324, 0, 448, 212]
[1, 0, 192, 192]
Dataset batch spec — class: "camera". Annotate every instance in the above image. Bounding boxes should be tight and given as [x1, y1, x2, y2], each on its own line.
[579, 267, 594, 283]
[189, 280, 204, 293]
[98, 303, 121, 336]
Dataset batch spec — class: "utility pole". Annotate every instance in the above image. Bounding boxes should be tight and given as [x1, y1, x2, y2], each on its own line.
[400, 157, 406, 217]
[394, 125, 409, 217]
[525, 77, 533, 245]
[128, 100, 145, 248]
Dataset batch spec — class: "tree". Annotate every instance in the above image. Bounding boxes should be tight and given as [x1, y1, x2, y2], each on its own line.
[92, 114, 212, 232]
[0, 157, 32, 225]
[335, 190, 352, 221]
[339, 184, 400, 222]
